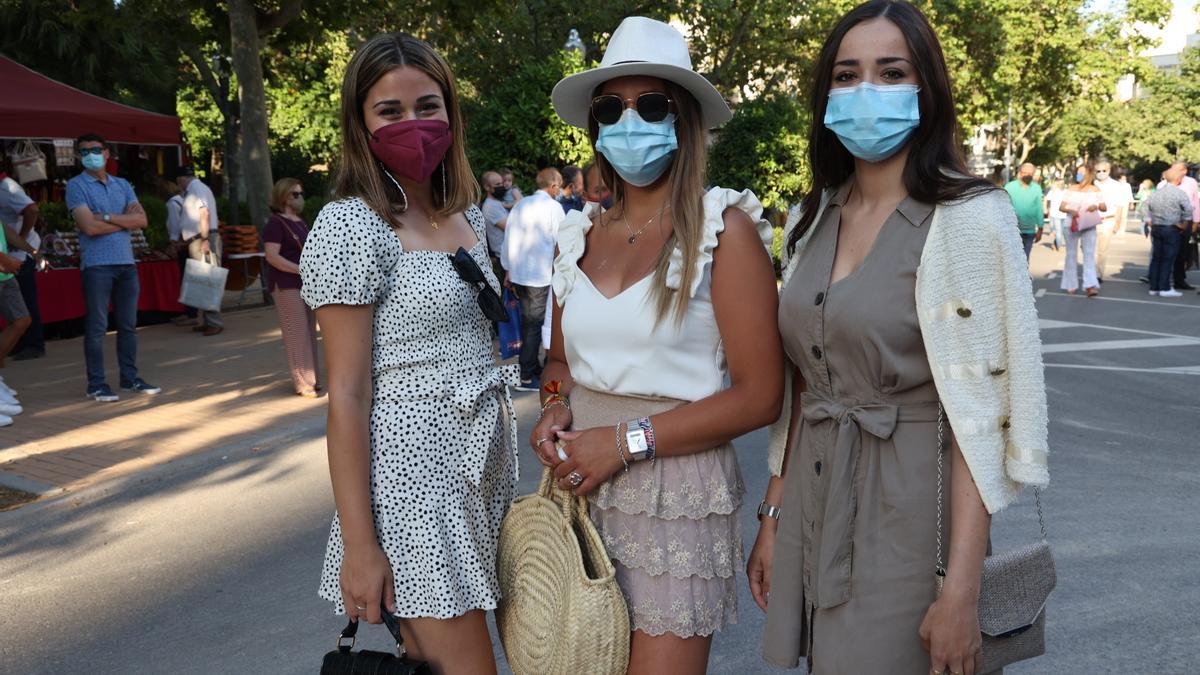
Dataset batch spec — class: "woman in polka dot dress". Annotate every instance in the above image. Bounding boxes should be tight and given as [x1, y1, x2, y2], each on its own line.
[299, 33, 517, 673]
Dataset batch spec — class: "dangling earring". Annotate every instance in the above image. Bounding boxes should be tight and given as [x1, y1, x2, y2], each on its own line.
[378, 162, 408, 212]
[441, 162, 447, 207]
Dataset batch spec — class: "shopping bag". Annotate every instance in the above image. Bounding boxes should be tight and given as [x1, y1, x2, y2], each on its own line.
[498, 288, 522, 359]
[9, 140, 47, 185]
[179, 253, 229, 312]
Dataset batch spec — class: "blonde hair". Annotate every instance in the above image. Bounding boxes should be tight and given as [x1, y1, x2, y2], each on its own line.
[588, 80, 707, 324]
[270, 177, 302, 213]
[334, 33, 479, 226]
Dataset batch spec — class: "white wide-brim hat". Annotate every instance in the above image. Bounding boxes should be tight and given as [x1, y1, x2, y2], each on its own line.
[552, 17, 733, 130]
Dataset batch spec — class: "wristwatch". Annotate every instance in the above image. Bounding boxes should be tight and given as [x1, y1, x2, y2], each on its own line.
[757, 501, 781, 521]
[102, 213, 111, 223]
[624, 424, 650, 462]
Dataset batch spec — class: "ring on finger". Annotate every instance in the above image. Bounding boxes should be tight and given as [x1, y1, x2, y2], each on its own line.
[567, 471, 584, 487]
[354, 604, 367, 611]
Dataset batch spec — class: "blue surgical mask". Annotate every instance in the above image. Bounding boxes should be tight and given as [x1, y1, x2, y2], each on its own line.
[595, 109, 678, 187]
[823, 83, 921, 163]
[1075, 172, 1085, 183]
[81, 153, 106, 171]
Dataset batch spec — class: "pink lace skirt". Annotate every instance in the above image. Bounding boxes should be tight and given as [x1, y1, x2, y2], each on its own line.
[570, 386, 744, 637]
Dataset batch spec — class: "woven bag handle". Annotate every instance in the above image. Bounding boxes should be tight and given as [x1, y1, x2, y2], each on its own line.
[537, 467, 585, 525]
[934, 403, 1048, 587]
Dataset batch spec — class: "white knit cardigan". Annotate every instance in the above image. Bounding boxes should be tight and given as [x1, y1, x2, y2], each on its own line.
[767, 187, 1050, 514]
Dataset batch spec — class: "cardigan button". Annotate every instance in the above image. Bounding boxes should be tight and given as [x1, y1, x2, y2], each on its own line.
[812, 345, 823, 360]
[814, 460, 822, 475]
[990, 367, 1006, 376]
[1001, 417, 1011, 430]
[815, 292, 825, 306]
[956, 307, 972, 318]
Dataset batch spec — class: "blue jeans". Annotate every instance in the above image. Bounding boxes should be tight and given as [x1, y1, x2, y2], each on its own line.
[82, 264, 140, 389]
[1020, 232, 1036, 259]
[1149, 226, 1182, 292]
[15, 257, 44, 353]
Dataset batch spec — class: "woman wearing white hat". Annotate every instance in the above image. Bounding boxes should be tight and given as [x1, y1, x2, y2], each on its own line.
[529, 16, 784, 673]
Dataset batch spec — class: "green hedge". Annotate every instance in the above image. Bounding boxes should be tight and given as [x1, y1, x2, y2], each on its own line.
[140, 195, 169, 250]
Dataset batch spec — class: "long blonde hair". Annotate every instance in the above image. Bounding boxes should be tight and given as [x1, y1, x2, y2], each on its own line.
[334, 33, 479, 226]
[588, 80, 707, 324]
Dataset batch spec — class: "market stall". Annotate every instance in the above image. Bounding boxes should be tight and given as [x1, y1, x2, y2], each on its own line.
[0, 56, 188, 326]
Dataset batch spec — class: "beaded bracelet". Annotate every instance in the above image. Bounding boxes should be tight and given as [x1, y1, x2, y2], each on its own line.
[613, 421, 630, 473]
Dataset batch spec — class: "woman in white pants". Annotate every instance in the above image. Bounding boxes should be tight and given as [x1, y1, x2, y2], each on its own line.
[1060, 162, 1106, 296]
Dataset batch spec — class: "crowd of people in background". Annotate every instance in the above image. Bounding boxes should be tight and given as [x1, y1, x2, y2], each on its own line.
[1002, 157, 1199, 298]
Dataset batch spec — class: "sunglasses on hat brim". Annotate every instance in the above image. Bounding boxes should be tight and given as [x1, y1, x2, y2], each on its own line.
[448, 247, 507, 323]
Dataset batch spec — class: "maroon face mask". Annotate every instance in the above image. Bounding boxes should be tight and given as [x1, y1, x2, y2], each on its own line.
[368, 119, 453, 183]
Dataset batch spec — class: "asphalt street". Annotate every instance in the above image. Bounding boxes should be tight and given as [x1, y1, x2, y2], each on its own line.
[1, 231, 1196, 674]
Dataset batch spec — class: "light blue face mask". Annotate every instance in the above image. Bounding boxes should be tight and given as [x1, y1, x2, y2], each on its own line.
[81, 153, 106, 171]
[823, 82, 921, 163]
[595, 108, 678, 187]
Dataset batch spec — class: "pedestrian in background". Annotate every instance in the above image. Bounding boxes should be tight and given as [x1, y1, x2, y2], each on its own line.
[263, 178, 320, 397]
[0, 235, 30, 426]
[583, 161, 612, 212]
[1159, 161, 1199, 292]
[1045, 177, 1067, 251]
[479, 170, 508, 268]
[1059, 161, 1107, 296]
[1093, 160, 1126, 282]
[66, 133, 161, 401]
[299, 32, 515, 673]
[164, 180, 197, 327]
[1140, 164, 1193, 298]
[499, 167, 523, 210]
[557, 165, 586, 213]
[1004, 162, 1043, 259]
[175, 166, 224, 335]
[1, 170, 44, 360]
[501, 166, 563, 390]
[1136, 179, 1155, 202]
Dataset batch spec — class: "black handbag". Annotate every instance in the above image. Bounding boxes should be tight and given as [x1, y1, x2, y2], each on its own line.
[320, 606, 432, 675]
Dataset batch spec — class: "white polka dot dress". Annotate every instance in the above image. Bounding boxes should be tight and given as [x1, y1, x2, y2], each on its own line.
[300, 197, 519, 619]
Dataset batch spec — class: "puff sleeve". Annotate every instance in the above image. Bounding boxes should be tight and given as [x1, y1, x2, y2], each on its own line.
[664, 187, 773, 299]
[300, 198, 401, 310]
[551, 209, 594, 306]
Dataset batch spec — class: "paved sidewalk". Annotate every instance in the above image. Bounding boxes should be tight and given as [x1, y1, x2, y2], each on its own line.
[0, 307, 326, 505]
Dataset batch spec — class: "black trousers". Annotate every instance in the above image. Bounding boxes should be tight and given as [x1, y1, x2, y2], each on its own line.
[14, 257, 43, 353]
[512, 283, 548, 382]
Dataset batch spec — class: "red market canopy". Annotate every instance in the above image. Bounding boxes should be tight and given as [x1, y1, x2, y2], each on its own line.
[0, 56, 182, 146]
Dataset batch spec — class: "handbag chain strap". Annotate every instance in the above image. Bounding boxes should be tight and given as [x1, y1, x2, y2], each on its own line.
[934, 403, 1048, 585]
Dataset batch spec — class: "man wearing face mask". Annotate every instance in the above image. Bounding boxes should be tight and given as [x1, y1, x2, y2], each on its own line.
[500, 166, 563, 390]
[175, 165, 224, 335]
[479, 170, 508, 267]
[582, 162, 612, 214]
[1004, 162, 1044, 260]
[558, 165, 586, 214]
[1093, 160, 1128, 284]
[66, 133, 160, 401]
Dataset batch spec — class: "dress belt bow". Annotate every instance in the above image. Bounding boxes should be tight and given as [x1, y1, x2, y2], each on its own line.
[452, 363, 521, 486]
[799, 391, 939, 608]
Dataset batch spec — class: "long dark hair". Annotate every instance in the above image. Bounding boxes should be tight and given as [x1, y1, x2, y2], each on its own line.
[787, 0, 994, 256]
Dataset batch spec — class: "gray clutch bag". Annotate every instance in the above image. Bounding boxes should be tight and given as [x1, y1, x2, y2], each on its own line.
[934, 406, 1056, 673]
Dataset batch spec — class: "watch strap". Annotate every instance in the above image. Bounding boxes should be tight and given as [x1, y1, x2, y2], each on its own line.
[757, 501, 781, 520]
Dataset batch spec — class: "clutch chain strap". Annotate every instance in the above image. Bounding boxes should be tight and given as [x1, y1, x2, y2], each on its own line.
[934, 403, 1048, 592]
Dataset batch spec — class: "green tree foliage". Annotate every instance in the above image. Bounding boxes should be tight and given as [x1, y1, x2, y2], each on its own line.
[463, 51, 592, 186]
[708, 95, 809, 209]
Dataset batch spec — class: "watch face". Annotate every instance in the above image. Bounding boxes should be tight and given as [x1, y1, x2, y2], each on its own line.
[627, 429, 648, 453]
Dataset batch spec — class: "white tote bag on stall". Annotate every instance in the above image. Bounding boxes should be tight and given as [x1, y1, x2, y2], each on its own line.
[179, 253, 229, 312]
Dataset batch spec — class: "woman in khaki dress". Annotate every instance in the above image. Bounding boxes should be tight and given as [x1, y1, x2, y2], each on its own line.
[751, 3, 1049, 675]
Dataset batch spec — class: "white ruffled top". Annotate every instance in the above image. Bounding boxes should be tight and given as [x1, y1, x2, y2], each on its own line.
[552, 187, 773, 402]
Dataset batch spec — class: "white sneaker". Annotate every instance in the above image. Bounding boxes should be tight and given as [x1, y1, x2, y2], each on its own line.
[1149, 290, 1160, 296]
[0, 402, 21, 417]
[0, 413, 11, 427]
[0, 376, 15, 397]
[1159, 289, 1183, 298]
[0, 389, 17, 406]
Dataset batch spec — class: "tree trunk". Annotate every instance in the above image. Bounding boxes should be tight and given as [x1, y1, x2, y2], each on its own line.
[228, 0, 272, 233]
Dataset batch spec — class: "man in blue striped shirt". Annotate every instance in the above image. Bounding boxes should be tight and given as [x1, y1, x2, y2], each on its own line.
[65, 133, 161, 401]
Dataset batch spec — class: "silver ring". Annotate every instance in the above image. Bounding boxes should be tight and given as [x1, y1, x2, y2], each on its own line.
[534, 437, 549, 447]
[567, 471, 584, 487]
[354, 604, 367, 611]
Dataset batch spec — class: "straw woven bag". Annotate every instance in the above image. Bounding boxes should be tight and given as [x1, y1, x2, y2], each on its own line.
[496, 468, 629, 675]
